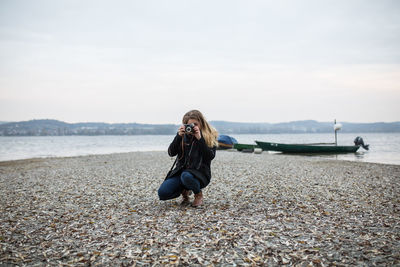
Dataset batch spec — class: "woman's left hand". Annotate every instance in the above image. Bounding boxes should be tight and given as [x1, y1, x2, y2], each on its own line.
[193, 125, 202, 140]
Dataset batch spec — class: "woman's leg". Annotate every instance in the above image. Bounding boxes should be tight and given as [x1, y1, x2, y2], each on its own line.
[158, 176, 183, 200]
[180, 171, 201, 195]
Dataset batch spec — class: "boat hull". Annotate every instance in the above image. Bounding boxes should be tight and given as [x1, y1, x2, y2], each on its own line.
[255, 141, 360, 153]
[218, 142, 234, 149]
[217, 135, 238, 150]
[233, 143, 259, 152]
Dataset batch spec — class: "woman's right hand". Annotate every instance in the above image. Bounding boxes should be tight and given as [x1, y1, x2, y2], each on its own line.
[178, 125, 185, 136]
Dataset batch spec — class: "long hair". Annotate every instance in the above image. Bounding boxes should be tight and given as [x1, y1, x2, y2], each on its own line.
[182, 110, 218, 147]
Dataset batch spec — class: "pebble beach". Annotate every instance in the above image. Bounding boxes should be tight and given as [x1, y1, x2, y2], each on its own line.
[0, 151, 399, 266]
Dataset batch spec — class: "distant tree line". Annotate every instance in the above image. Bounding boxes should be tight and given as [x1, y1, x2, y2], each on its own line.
[0, 119, 399, 136]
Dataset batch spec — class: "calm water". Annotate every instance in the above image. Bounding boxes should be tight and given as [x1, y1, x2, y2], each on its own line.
[0, 133, 399, 165]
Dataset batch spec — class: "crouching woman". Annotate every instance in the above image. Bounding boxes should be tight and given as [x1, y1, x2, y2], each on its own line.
[158, 110, 218, 207]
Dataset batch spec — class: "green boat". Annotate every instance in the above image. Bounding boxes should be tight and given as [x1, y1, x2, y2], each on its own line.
[233, 143, 259, 152]
[255, 141, 360, 153]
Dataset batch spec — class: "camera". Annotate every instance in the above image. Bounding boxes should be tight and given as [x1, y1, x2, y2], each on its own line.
[184, 123, 195, 133]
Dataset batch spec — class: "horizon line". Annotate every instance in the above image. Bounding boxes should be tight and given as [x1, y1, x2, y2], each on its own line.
[1, 118, 400, 125]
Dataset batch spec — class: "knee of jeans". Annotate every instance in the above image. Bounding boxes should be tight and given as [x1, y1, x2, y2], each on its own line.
[180, 171, 192, 182]
[180, 172, 197, 187]
[158, 187, 169, 200]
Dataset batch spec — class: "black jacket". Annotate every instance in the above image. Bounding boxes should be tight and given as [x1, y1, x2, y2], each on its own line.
[166, 133, 216, 188]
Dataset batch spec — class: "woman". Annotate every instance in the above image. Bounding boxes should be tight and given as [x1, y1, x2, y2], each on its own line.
[158, 110, 218, 207]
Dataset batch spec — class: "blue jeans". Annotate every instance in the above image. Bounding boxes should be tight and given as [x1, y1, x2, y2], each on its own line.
[158, 171, 201, 200]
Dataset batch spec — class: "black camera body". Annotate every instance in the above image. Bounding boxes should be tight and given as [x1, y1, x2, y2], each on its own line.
[184, 123, 195, 133]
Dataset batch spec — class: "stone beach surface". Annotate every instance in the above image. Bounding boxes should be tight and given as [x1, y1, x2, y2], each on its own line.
[0, 150, 399, 266]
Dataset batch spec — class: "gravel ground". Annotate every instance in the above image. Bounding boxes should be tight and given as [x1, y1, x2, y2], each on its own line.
[0, 151, 399, 266]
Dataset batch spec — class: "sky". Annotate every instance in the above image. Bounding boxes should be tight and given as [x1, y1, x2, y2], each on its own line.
[0, 0, 399, 124]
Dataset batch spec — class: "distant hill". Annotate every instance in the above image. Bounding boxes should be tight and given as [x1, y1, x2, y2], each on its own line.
[211, 120, 400, 134]
[0, 119, 177, 136]
[0, 119, 399, 136]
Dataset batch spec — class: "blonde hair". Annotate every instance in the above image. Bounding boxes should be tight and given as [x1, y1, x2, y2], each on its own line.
[182, 110, 218, 147]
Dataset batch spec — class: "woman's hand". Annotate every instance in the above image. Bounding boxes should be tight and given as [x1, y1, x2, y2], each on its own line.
[178, 124, 201, 140]
[193, 125, 202, 140]
[178, 125, 185, 136]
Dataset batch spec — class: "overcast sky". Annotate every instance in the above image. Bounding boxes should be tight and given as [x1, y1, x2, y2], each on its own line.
[0, 0, 399, 124]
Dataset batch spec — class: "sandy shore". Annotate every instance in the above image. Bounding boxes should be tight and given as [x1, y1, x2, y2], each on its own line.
[0, 151, 399, 266]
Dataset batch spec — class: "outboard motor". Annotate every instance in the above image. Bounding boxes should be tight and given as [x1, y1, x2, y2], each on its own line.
[354, 136, 369, 150]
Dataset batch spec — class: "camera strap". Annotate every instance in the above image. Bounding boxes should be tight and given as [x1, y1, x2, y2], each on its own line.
[168, 157, 178, 173]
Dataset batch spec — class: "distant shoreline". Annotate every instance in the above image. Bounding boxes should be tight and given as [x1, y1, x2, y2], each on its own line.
[1, 119, 399, 136]
[1, 131, 399, 137]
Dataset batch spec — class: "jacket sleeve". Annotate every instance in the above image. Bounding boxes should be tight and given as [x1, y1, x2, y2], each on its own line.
[197, 136, 216, 161]
[168, 134, 182, 157]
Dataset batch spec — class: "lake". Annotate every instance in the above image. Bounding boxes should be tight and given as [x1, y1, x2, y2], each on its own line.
[0, 133, 399, 165]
